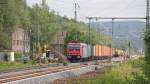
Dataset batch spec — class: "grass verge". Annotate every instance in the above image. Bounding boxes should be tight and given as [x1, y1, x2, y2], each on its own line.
[0, 62, 33, 71]
[85, 59, 149, 84]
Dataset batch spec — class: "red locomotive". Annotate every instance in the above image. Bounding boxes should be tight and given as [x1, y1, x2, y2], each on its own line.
[67, 43, 85, 61]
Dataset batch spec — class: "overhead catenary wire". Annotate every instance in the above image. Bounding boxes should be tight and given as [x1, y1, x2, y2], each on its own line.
[116, 0, 146, 16]
[79, 0, 145, 21]
[114, 0, 138, 14]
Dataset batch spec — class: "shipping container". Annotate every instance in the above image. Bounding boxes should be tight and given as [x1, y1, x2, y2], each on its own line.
[82, 44, 91, 58]
[87, 45, 92, 57]
[113, 49, 124, 57]
[95, 44, 102, 56]
[94, 44, 112, 58]
[82, 43, 87, 58]
[93, 46, 96, 56]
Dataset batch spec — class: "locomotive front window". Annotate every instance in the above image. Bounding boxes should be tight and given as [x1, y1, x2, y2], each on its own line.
[69, 47, 74, 51]
[68, 45, 80, 51]
[75, 47, 80, 51]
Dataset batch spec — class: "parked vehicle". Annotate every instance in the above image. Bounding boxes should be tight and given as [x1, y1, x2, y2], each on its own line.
[22, 56, 30, 63]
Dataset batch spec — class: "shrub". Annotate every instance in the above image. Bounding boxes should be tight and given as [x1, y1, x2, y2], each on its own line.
[85, 60, 149, 84]
[15, 52, 23, 61]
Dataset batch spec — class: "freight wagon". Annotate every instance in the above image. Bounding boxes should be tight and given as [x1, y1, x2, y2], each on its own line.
[113, 49, 125, 57]
[93, 44, 112, 60]
[67, 42, 112, 62]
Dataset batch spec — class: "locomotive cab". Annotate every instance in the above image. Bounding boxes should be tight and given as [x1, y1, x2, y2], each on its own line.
[67, 43, 82, 61]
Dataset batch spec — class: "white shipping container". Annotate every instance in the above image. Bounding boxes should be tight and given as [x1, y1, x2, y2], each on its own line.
[93, 46, 96, 56]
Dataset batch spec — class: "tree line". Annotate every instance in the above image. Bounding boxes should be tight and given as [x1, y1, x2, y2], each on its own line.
[0, 0, 112, 52]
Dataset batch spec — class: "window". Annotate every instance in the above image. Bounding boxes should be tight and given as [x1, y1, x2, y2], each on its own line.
[26, 41, 27, 46]
[28, 42, 30, 46]
[17, 40, 19, 46]
[13, 40, 15, 45]
[22, 41, 24, 46]
[62, 32, 64, 36]
[68, 45, 80, 51]
[20, 41, 22, 46]
[23, 41, 25, 45]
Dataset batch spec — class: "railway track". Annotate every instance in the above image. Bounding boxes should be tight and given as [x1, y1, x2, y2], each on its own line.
[0, 56, 140, 84]
[0, 63, 61, 74]
[0, 64, 87, 84]
[0, 59, 118, 83]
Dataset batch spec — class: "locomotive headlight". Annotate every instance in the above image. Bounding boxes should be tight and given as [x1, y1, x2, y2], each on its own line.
[77, 56, 80, 58]
[68, 56, 71, 58]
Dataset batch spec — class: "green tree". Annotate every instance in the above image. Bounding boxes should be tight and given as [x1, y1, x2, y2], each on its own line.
[144, 29, 150, 79]
[0, 0, 10, 50]
[28, 1, 58, 54]
[0, 0, 28, 50]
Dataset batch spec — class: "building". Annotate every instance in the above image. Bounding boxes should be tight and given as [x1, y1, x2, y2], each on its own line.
[12, 28, 30, 52]
[56, 31, 67, 45]
[53, 31, 68, 53]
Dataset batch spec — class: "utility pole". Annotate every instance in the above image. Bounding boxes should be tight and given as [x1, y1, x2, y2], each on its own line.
[146, 0, 150, 29]
[74, 3, 77, 22]
[74, 3, 80, 22]
[88, 18, 92, 44]
[128, 41, 131, 59]
[111, 19, 114, 37]
[74, 3, 80, 40]
[111, 19, 114, 58]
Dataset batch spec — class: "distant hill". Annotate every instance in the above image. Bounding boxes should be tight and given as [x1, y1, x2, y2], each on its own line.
[91, 20, 145, 51]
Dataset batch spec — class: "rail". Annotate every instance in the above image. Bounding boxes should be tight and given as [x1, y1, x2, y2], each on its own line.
[0, 64, 86, 83]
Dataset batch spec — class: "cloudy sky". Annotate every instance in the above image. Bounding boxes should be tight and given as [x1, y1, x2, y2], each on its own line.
[27, 0, 146, 22]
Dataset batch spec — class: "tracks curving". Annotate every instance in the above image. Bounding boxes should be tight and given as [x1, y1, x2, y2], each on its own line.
[0, 64, 87, 84]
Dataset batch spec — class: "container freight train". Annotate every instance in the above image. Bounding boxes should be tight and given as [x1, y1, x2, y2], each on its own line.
[67, 42, 112, 62]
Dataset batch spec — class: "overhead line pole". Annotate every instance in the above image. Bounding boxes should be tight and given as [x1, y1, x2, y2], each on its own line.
[74, 3, 80, 41]
[146, 0, 150, 29]
[86, 0, 148, 58]
[111, 18, 114, 39]
[74, 3, 77, 22]
[86, 17, 146, 59]
[111, 18, 114, 58]
[88, 18, 92, 44]
[74, 3, 77, 41]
